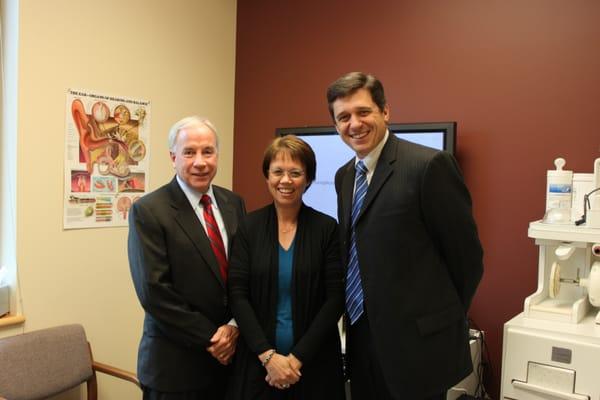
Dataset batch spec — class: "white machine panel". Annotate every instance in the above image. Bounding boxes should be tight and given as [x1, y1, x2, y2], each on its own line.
[525, 362, 575, 391]
[502, 159, 600, 400]
[502, 313, 600, 400]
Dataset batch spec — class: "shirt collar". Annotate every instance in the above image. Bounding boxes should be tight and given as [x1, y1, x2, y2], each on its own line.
[354, 129, 389, 172]
[176, 175, 218, 210]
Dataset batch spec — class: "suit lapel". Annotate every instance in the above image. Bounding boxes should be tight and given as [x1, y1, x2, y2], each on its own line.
[213, 186, 236, 253]
[340, 161, 355, 234]
[356, 135, 397, 224]
[168, 179, 225, 288]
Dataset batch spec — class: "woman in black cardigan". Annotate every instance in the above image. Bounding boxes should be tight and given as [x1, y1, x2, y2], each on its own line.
[227, 136, 345, 399]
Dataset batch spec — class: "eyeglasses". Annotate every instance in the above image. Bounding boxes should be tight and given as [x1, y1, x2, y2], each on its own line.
[269, 168, 305, 179]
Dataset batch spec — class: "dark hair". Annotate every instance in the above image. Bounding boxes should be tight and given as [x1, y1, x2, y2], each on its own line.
[262, 135, 316, 190]
[326, 71, 387, 120]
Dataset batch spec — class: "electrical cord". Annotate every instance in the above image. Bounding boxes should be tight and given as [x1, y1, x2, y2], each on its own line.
[575, 187, 600, 226]
[468, 318, 492, 399]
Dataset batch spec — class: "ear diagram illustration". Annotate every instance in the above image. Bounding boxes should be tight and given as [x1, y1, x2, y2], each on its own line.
[71, 99, 147, 178]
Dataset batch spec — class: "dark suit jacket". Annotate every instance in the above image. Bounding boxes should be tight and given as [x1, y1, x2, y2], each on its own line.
[335, 135, 483, 398]
[227, 204, 345, 400]
[128, 177, 246, 392]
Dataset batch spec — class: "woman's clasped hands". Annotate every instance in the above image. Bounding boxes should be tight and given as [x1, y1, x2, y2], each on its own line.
[260, 350, 303, 390]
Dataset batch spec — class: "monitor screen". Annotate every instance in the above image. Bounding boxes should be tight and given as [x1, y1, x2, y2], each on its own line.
[275, 122, 456, 219]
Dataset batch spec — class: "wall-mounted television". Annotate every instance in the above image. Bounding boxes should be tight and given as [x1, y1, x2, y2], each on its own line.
[275, 122, 456, 220]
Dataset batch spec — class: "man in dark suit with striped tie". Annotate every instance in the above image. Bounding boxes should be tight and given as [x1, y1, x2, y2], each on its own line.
[128, 116, 246, 400]
[328, 72, 483, 400]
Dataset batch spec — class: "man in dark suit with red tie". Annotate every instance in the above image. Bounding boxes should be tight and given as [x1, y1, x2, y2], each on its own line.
[328, 72, 483, 400]
[128, 116, 246, 400]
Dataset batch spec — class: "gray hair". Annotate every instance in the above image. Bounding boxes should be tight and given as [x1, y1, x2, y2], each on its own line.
[167, 116, 219, 152]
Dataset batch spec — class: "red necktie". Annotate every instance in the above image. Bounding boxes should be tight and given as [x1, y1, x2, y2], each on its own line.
[200, 195, 228, 282]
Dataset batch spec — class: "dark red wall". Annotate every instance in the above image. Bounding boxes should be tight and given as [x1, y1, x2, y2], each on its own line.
[233, 0, 600, 396]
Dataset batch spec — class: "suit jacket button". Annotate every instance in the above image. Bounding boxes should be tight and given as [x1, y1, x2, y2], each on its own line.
[223, 296, 228, 306]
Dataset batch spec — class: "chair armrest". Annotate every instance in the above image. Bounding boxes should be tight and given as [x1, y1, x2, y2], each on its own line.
[92, 360, 141, 388]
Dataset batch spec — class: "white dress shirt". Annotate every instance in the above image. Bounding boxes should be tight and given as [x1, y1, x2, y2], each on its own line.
[176, 176, 236, 327]
[354, 129, 389, 185]
[176, 175, 229, 256]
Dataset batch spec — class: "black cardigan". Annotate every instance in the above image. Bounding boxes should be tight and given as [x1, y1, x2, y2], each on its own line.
[227, 204, 345, 400]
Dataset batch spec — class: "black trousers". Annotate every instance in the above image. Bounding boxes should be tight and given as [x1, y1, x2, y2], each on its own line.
[347, 315, 446, 400]
[142, 384, 226, 400]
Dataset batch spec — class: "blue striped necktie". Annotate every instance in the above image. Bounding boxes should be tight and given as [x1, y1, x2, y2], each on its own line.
[346, 160, 368, 325]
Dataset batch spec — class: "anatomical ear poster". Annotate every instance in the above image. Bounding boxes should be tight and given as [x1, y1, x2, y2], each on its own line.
[64, 89, 150, 229]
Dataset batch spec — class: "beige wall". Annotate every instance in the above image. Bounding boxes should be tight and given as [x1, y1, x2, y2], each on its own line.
[3, 0, 237, 398]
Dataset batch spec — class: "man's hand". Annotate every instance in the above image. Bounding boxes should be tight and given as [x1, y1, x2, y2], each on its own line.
[206, 324, 239, 365]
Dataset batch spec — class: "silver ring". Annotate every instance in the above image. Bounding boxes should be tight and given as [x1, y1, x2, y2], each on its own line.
[282, 384, 290, 389]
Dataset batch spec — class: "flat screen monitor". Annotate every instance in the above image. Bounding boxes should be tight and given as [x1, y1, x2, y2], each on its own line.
[275, 122, 456, 219]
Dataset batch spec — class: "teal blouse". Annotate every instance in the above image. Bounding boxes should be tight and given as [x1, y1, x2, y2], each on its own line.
[275, 240, 295, 354]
